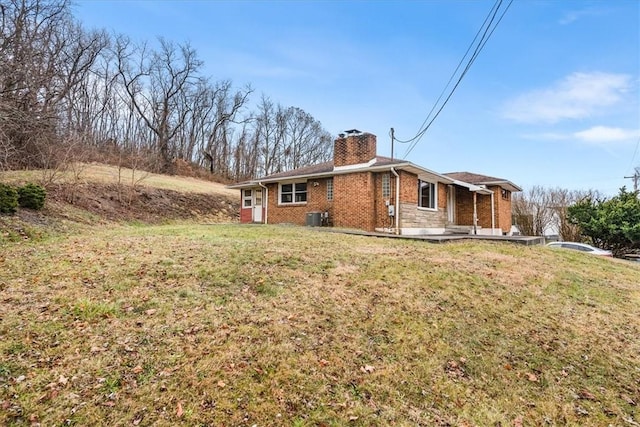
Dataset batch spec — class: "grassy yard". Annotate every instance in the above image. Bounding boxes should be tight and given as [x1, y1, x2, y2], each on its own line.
[1, 224, 639, 426]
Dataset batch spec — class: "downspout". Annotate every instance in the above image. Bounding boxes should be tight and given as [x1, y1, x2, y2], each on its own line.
[391, 167, 400, 235]
[473, 191, 478, 235]
[490, 189, 496, 235]
[258, 182, 268, 224]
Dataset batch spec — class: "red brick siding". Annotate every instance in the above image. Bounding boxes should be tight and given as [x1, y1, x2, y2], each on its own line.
[453, 185, 511, 232]
[399, 170, 418, 204]
[373, 172, 396, 229]
[266, 179, 334, 226]
[333, 171, 376, 230]
[240, 205, 252, 223]
[334, 133, 377, 167]
[490, 185, 513, 233]
[438, 182, 447, 210]
[455, 186, 474, 226]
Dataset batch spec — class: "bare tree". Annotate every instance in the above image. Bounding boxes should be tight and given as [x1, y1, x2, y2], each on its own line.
[200, 80, 252, 176]
[512, 186, 553, 236]
[114, 36, 203, 174]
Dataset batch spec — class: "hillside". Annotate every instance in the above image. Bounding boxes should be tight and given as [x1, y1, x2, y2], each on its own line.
[0, 163, 239, 240]
[1, 221, 639, 426]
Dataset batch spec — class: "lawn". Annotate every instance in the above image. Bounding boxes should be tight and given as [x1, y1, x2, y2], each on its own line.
[1, 224, 639, 426]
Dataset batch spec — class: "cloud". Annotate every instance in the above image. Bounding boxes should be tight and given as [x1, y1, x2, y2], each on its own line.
[573, 126, 640, 143]
[559, 8, 601, 25]
[503, 72, 633, 124]
[523, 126, 640, 145]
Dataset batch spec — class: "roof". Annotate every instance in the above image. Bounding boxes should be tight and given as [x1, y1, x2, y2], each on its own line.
[227, 162, 511, 195]
[444, 172, 522, 192]
[227, 156, 454, 189]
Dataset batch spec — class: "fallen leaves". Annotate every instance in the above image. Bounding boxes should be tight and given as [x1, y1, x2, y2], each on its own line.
[360, 365, 375, 374]
[578, 389, 596, 400]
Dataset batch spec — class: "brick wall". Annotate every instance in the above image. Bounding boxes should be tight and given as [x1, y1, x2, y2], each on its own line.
[455, 186, 474, 226]
[266, 179, 333, 226]
[333, 171, 376, 230]
[399, 170, 418, 204]
[453, 185, 512, 232]
[491, 185, 513, 233]
[334, 133, 377, 167]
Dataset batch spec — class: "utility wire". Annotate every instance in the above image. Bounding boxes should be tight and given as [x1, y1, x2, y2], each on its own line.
[397, 0, 514, 158]
[394, 0, 503, 145]
[626, 135, 640, 174]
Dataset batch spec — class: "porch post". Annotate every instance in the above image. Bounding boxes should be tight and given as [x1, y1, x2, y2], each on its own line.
[473, 192, 478, 235]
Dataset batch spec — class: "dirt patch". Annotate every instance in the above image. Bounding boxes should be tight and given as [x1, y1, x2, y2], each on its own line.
[50, 182, 239, 223]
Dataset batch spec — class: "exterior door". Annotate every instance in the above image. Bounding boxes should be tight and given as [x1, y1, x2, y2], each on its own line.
[253, 189, 263, 222]
[447, 185, 456, 224]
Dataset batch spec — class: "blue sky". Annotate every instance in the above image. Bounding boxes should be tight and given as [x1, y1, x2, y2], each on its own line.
[74, 0, 640, 195]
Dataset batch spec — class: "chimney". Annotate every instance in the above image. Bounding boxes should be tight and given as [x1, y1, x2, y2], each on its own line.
[334, 130, 377, 167]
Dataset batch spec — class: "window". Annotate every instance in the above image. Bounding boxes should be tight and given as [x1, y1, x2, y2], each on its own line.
[382, 173, 391, 198]
[501, 189, 510, 200]
[418, 180, 436, 209]
[327, 178, 333, 201]
[280, 182, 307, 204]
[243, 189, 252, 207]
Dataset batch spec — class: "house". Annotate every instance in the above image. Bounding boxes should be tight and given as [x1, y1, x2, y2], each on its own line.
[228, 130, 521, 235]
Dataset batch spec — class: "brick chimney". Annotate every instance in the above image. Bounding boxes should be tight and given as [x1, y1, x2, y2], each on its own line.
[334, 130, 377, 167]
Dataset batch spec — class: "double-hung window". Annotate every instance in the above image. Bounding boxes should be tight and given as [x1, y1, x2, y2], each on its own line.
[280, 182, 307, 204]
[243, 189, 252, 207]
[418, 180, 436, 210]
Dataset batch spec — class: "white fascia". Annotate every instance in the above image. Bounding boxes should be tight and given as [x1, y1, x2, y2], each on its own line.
[332, 158, 377, 172]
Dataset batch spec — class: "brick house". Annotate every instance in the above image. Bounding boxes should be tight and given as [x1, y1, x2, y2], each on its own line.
[228, 130, 521, 235]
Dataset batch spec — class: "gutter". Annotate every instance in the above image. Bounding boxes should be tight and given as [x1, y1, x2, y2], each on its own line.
[391, 167, 400, 235]
[258, 181, 268, 224]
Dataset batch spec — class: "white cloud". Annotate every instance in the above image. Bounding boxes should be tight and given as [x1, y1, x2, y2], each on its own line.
[503, 72, 633, 124]
[523, 126, 640, 145]
[559, 8, 601, 25]
[573, 126, 640, 143]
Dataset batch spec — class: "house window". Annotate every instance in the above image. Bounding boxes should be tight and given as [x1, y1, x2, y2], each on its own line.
[418, 180, 436, 210]
[243, 189, 252, 207]
[501, 189, 510, 200]
[382, 173, 391, 199]
[327, 178, 333, 201]
[280, 182, 307, 204]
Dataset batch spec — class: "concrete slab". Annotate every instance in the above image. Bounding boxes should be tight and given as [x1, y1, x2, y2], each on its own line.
[316, 227, 545, 246]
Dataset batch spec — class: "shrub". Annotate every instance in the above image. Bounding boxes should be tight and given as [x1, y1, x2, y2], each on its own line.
[0, 183, 18, 214]
[18, 183, 46, 210]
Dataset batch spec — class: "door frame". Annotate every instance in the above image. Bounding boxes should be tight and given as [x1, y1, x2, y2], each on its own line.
[253, 188, 263, 223]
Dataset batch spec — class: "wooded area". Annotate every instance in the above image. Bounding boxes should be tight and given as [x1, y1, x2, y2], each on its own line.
[0, 0, 333, 180]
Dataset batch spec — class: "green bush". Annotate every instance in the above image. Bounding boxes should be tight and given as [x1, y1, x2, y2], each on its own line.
[0, 183, 18, 214]
[18, 183, 46, 210]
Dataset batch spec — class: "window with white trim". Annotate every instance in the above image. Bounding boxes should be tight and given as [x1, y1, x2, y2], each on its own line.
[243, 189, 252, 207]
[326, 178, 333, 201]
[382, 173, 390, 198]
[418, 180, 436, 209]
[280, 182, 307, 204]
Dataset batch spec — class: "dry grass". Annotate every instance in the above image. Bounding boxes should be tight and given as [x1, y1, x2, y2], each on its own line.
[1, 224, 639, 426]
[0, 162, 237, 197]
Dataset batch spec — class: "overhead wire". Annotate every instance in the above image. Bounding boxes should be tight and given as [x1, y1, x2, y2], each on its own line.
[394, 0, 503, 145]
[396, 0, 514, 158]
[626, 135, 640, 174]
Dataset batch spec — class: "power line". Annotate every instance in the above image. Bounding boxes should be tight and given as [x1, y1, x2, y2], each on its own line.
[395, 0, 514, 158]
[626, 136, 640, 174]
[624, 167, 640, 192]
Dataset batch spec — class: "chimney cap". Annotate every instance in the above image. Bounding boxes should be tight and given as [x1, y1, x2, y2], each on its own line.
[344, 129, 362, 135]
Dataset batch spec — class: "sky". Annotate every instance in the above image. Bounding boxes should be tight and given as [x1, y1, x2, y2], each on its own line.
[74, 0, 640, 195]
